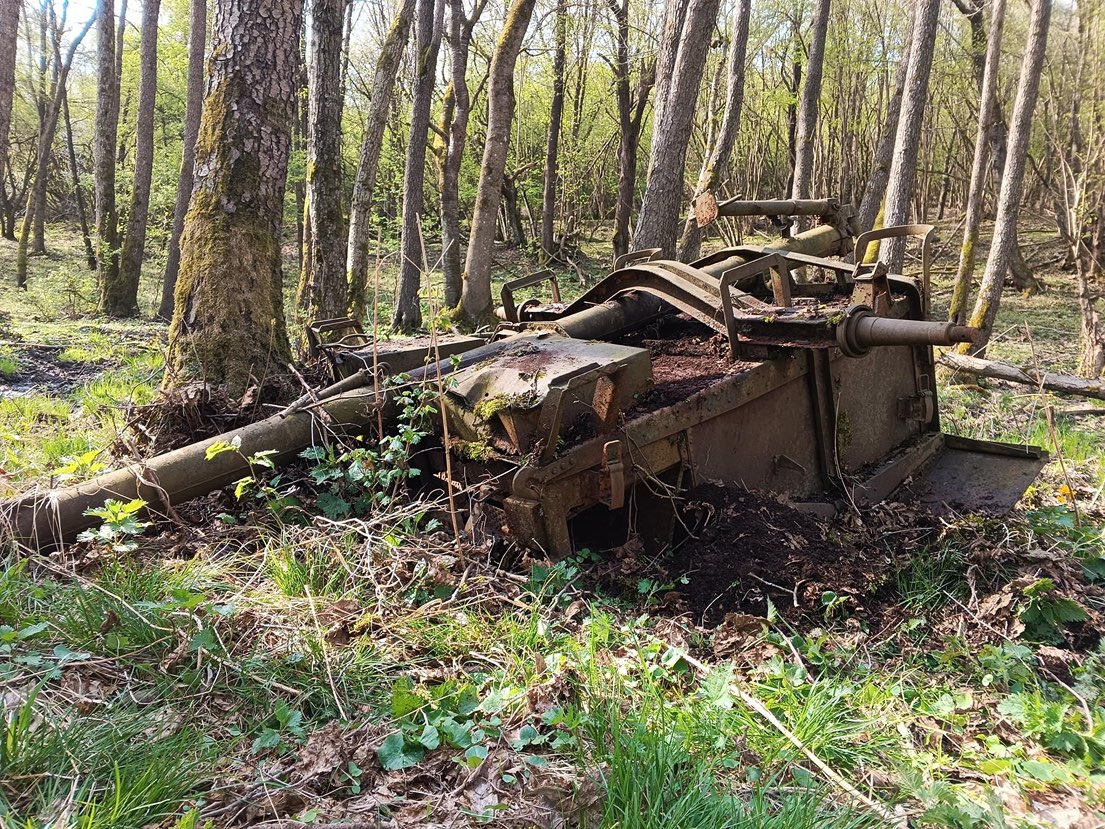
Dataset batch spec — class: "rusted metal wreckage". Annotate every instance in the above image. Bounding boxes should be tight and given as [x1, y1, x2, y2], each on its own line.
[3, 199, 1047, 555]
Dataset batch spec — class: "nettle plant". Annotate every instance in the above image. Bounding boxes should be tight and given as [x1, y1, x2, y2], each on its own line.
[299, 376, 439, 519]
[78, 498, 151, 553]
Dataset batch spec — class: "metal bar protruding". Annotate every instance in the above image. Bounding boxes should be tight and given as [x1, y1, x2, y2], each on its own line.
[501, 270, 562, 322]
[853, 224, 936, 315]
[718, 253, 792, 359]
[714, 197, 840, 218]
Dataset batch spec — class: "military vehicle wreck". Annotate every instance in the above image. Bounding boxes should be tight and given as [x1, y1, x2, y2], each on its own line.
[3, 200, 1048, 556]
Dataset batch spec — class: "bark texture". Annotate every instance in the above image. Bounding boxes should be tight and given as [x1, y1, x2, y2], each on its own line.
[0, 0, 18, 241]
[855, 33, 912, 236]
[296, 0, 348, 324]
[160, 0, 207, 320]
[630, 0, 721, 257]
[878, 0, 940, 271]
[791, 0, 831, 208]
[94, 0, 122, 304]
[458, 0, 538, 323]
[439, 0, 485, 308]
[609, 0, 654, 262]
[962, 0, 1052, 355]
[345, 0, 415, 320]
[540, 0, 568, 259]
[113, 0, 160, 317]
[677, 0, 751, 262]
[166, 0, 303, 395]
[392, 0, 445, 331]
[948, 0, 1007, 323]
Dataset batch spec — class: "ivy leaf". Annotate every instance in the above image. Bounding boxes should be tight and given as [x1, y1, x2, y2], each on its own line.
[377, 732, 424, 770]
[463, 744, 488, 769]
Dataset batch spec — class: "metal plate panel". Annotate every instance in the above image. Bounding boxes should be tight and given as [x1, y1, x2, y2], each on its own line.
[904, 435, 1049, 514]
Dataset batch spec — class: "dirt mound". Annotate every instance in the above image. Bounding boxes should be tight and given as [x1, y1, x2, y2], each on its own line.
[661, 486, 896, 625]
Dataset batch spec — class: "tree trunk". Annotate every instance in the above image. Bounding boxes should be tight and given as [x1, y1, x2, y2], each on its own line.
[947, 0, 1006, 323]
[791, 0, 831, 222]
[62, 89, 96, 271]
[439, 0, 485, 309]
[0, 0, 18, 243]
[15, 8, 96, 288]
[166, 0, 303, 396]
[457, 0, 538, 324]
[159, 0, 206, 321]
[112, 0, 159, 317]
[94, 0, 122, 305]
[855, 35, 911, 236]
[652, 0, 690, 129]
[541, 0, 567, 260]
[961, 0, 1052, 355]
[295, 0, 349, 325]
[392, 0, 445, 332]
[677, 0, 751, 262]
[31, 1, 48, 256]
[609, 0, 654, 263]
[631, 0, 720, 257]
[878, 0, 940, 272]
[345, 0, 415, 320]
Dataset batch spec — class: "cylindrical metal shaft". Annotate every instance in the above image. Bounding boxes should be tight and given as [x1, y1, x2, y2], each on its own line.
[837, 306, 979, 357]
[714, 198, 839, 218]
[2, 389, 382, 551]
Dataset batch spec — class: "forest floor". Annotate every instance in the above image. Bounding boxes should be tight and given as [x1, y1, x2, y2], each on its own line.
[1, 218, 1104, 828]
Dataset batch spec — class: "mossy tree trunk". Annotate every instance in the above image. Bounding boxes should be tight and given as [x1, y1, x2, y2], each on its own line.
[159, 0, 206, 321]
[0, 0, 18, 242]
[295, 0, 348, 326]
[393, 0, 445, 332]
[345, 0, 415, 321]
[630, 0, 720, 257]
[961, 0, 1052, 356]
[677, 0, 750, 262]
[166, 0, 303, 396]
[458, 0, 538, 325]
[115, 0, 160, 318]
[94, 0, 122, 308]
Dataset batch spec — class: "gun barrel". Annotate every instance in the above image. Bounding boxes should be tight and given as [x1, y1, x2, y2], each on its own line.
[838, 306, 978, 357]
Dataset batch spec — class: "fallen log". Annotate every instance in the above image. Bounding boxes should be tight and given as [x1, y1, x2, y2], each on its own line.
[939, 352, 1105, 401]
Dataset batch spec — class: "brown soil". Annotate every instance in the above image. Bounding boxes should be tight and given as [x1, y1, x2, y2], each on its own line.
[618, 315, 758, 412]
[659, 485, 894, 625]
